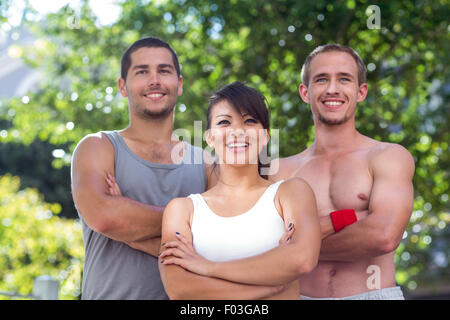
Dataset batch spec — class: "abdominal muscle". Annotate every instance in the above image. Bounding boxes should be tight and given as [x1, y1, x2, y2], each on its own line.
[298, 252, 396, 298]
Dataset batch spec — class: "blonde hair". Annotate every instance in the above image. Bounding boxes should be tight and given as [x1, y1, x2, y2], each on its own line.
[301, 44, 367, 86]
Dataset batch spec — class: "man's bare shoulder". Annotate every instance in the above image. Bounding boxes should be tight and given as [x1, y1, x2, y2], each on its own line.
[269, 147, 313, 180]
[71, 132, 116, 176]
[368, 141, 415, 175]
[74, 132, 111, 149]
[368, 140, 413, 160]
[357, 135, 412, 159]
[73, 132, 113, 157]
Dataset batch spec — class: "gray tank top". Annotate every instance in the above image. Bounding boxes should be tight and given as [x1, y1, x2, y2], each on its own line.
[79, 130, 206, 299]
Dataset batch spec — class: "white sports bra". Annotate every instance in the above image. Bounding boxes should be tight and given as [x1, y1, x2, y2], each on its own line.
[189, 180, 285, 262]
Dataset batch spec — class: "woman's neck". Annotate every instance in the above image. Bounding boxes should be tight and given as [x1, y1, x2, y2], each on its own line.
[215, 164, 269, 194]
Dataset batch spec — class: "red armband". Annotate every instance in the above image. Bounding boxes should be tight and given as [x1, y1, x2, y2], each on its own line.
[330, 209, 357, 233]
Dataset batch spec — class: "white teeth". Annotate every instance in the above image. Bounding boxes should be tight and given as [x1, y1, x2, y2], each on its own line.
[324, 101, 343, 106]
[227, 143, 248, 148]
[146, 93, 164, 98]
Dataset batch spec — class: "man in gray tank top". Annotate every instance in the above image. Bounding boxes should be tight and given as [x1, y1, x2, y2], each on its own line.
[71, 37, 212, 299]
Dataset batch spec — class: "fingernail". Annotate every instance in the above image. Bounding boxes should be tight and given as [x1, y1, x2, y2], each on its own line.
[288, 223, 292, 228]
[161, 243, 166, 246]
[160, 260, 164, 263]
[175, 232, 180, 235]
[289, 225, 293, 231]
[287, 237, 291, 242]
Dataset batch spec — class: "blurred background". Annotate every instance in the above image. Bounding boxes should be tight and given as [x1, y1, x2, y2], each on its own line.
[0, 0, 448, 299]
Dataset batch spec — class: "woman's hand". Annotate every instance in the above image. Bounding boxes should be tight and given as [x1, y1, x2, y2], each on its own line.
[159, 232, 214, 277]
[279, 223, 295, 245]
[106, 173, 122, 196]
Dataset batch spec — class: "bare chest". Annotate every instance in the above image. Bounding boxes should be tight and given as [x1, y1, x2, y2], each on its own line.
[294, 153, 373, 215]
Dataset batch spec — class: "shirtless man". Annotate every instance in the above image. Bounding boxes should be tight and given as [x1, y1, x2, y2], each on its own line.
[271, 44, 415, 299]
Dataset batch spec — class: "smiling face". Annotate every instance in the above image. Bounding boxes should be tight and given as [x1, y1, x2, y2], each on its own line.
[118, 46, 183, 120]
[299, 51, 367, 126]
[206, 100, 268, 167]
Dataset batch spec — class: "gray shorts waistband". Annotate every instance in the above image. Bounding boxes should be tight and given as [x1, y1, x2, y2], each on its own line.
[301, 286, 405, 300]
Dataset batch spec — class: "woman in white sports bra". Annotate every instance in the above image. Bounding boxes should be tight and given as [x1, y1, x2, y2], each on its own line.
[159, 82, 321, 299]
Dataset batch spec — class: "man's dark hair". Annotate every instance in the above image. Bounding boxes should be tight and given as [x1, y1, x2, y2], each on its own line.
[121, 37, 181, 80]
[301, 43, 367, 86]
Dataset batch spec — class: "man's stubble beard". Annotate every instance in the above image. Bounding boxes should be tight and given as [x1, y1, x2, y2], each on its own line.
[317, 112, 351, 126]
[135, 102, 175, 121]
[130, 87, 177, 121]
[315, 103, 355, 126]
[127, 84, 178, 121]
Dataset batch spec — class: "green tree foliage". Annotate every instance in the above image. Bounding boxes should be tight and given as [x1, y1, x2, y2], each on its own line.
[0, 140, 76, 218]
[0, 175, 83, 300]
[0, 0, 448, 295]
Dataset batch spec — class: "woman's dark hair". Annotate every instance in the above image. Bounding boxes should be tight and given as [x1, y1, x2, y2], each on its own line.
[121, 36, 181, 80]
[206, 81, 270, 179]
